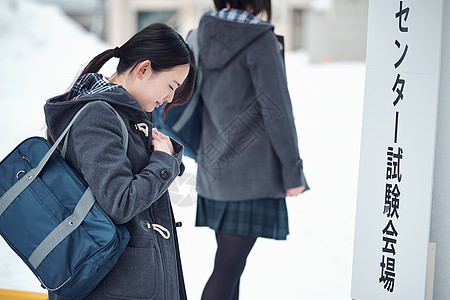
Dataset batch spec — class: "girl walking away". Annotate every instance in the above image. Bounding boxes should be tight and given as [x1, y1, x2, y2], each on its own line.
[44, 23, 195, 300]
[194, 1, 309, 299]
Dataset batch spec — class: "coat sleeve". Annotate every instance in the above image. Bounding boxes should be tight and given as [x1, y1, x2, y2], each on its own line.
[68, 101, 183, 224]
[246, 31, 308, 191]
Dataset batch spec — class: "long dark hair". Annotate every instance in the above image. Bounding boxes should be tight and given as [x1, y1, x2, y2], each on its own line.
[68, 23, 196, 113]
[213, 0, 272, 22]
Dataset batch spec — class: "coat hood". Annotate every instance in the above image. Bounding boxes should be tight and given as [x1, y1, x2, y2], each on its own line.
[197, 15, 274, 70]
[44, 74, 151, 140]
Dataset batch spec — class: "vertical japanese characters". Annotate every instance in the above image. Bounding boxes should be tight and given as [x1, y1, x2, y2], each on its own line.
[379, 0, 410, 293]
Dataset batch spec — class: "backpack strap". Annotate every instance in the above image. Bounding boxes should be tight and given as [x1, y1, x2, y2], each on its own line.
[186, 29, 200, 69]
[28, 188, 97, 269]
[62, 102, 128, 157]
[0, 101, 128, 216]
[30, 102, 129, 269]
[0, 101, 129, 269]
[172, 29, 202, 133]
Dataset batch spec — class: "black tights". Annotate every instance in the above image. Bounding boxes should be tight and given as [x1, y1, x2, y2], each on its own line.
[201, 232, 257, 300]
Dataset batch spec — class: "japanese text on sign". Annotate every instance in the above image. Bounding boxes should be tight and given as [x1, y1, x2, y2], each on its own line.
[379, 1, 410, 293]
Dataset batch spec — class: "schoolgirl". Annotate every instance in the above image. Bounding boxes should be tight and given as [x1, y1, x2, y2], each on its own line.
[194, 1, 309, 299]
[45, 23, 195, 299]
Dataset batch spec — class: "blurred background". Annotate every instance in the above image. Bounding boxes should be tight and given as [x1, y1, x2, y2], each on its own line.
[35, 0, 368, 62]
[0, 0, 368, 299]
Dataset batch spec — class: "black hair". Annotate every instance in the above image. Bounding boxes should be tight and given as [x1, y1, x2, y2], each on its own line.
[68, 23, 196, 113]
[213, 0, 272, 22]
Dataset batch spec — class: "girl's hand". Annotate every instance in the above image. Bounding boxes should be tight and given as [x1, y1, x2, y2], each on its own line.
[286, 186, 306, 197]
[151, 129, 175, 156]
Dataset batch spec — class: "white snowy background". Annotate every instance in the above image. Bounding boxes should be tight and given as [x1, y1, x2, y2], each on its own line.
[0, 1, 365, 299]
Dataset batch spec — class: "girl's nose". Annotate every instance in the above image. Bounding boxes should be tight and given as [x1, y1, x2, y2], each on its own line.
[164, 90, 175, 103]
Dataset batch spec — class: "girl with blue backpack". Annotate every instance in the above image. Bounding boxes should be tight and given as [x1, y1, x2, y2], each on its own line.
[44, 23, 195, 300]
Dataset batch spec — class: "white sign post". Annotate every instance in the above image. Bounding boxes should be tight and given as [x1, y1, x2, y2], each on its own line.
[351, 1, 444, 299]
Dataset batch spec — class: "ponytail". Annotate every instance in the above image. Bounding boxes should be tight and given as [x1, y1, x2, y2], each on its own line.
[80, 49, 117, 78]
[65, 23, 196, 111]
[65, 48, 116, 100]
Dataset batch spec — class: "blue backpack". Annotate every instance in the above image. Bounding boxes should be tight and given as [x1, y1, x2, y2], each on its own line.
[154, 29, 202, 161]
[0, 101, 130, 299]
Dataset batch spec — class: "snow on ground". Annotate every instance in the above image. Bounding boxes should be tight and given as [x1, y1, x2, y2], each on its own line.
[0, 1, 365, 299]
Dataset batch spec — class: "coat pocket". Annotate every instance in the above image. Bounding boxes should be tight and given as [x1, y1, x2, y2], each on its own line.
[103, 244, 163, 299]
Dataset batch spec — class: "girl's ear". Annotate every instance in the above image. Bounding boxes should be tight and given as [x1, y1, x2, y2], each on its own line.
[135, 60, 152, 79]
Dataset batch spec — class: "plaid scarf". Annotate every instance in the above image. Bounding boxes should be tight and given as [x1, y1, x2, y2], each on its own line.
[207, 8, 262, 24]
[68, 73, 119, 101]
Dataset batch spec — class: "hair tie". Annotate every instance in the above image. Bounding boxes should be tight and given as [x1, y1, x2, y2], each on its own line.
[113, 47, 120, 58]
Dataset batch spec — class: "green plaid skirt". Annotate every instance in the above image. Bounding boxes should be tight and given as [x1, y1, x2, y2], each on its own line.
[195, 196, 289, 240]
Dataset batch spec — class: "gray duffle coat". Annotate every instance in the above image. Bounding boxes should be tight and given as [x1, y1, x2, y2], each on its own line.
[44, 83, 186, 300]
[196, 15, 309, 201]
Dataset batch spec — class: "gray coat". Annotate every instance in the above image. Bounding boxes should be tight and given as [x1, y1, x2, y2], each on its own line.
[196, 15, 309, 201]
[44, 87, 186, 300]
